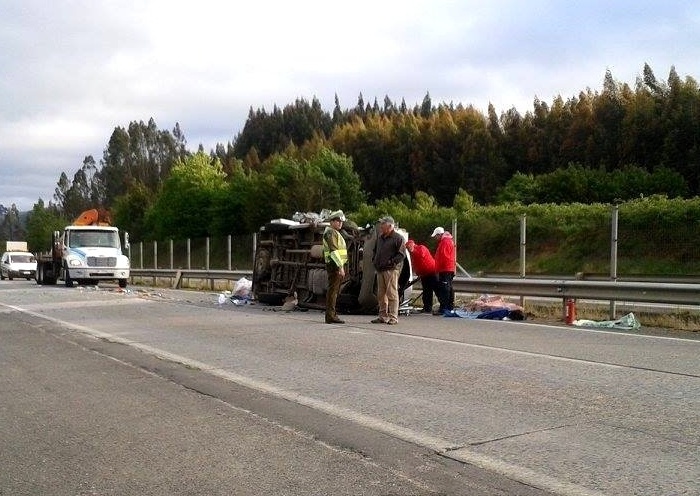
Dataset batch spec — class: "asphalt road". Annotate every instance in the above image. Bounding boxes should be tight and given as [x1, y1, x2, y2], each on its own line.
[1, 280, 698, 496]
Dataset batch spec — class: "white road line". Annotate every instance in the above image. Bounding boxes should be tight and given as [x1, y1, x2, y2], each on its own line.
[14, 298, 154, 311]
[517, 320, 700, 343]
[383, 330, 628, 369]
[4, 301, 608, 496]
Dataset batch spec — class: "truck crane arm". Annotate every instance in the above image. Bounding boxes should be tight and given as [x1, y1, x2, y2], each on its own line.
[73, 209, 112, 226]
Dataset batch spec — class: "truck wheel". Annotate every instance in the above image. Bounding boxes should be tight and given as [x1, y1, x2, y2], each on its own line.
[36, 265, 43, 285]
[118, 279, 127, 288]
[64, 269, 74, 288]
[0, 272, 5, 280]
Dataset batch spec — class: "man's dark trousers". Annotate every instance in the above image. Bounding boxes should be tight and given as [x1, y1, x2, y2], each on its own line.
[326, 266, 343, 322]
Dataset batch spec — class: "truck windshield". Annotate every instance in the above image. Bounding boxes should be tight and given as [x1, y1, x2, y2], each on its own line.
[68, 230, 120, 249]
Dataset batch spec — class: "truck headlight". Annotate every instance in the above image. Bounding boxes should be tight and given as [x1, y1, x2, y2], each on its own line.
[69, 259, 83, 267]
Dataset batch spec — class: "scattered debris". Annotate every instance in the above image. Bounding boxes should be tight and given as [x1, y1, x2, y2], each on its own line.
[450, 295, 526, 320]
[233, 277, 252, 298]
[573, 312, 641, 330]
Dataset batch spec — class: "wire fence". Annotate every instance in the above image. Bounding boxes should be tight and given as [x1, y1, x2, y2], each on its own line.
[129, 207, 700, 278]
[130, 235, 256, 271]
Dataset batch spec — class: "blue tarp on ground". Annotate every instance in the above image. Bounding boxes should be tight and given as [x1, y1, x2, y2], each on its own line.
[448, 308, 524, 320]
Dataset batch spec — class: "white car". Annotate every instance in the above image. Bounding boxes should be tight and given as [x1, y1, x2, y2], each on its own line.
[0, 251, 37, 280]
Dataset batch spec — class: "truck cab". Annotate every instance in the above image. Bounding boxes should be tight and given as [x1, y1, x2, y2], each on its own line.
[35, 224, 131, 288]
[59, 225, 130, 287]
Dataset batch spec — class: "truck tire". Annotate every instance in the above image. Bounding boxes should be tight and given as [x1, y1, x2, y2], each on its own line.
[64, 268, 74, 288]
[118, 278, 127, 288]
[36, 264, 43, 285]
[0, 271, 5, 280]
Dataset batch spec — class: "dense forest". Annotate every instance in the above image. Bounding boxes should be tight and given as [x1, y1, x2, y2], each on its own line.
[4, 63, 700, 251]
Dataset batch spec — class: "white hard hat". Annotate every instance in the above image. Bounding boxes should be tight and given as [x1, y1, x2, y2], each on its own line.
[329, 210, 346, 222]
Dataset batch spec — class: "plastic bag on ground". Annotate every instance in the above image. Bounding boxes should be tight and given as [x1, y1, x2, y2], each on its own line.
[573, 312, 641, 330]
[233, 277, 252, 297]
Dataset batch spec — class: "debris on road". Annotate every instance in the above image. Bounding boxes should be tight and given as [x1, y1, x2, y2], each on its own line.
[449, 295, 526, 320]
[573, 312, 641, 330]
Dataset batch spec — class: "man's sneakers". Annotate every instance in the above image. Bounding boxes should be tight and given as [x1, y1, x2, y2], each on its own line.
[325, 317, 345, 324]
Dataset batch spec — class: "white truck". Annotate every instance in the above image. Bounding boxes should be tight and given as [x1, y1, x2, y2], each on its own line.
[35, 209, 131, 288]
[1, 241, 37, 280]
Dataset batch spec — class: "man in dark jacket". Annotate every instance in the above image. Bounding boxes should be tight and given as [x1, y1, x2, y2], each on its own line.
[371, 216, 406, 325]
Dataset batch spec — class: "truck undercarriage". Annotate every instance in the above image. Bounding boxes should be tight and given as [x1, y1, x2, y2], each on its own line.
[252, 220, 412, 314]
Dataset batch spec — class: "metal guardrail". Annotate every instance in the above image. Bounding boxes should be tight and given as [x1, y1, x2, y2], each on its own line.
[452, 277, 699, 306]
[130, 269, 252, 289]
[129, 269, 700, 306]
[476, 272, 700, 285]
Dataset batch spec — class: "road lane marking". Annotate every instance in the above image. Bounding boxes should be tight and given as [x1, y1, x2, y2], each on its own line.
[4, 302, 608, 496]
[517, 320, 700, 343]
[378, 329, 700, 378]
[14, 298, 154, 311]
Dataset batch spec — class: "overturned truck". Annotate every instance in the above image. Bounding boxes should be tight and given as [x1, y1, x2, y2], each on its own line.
[252, 215, 412, 314]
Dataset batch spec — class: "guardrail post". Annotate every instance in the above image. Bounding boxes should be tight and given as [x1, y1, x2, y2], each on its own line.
[186, 239, 191, 288]
[206, 237, 213, 290]
[227, 235, 232, 271]
[153, 241, 158, 285]
[169, 239, 173, 270]
[610, 206, 619, 319]
[252, 233, 257, 267]
[520, 214, 527, 307]
[206, 237, 210, 271]
[139, 242, 143, 269]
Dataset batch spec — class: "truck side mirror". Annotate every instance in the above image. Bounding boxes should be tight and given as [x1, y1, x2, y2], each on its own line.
[124, 232, 130, 250]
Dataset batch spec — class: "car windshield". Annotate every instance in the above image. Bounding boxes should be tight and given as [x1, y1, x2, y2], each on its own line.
[68, 230, 120, 249]
[9, 254, 36, 263]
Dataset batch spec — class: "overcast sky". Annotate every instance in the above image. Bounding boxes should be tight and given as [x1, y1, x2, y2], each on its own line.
[1, 0, 698, 212]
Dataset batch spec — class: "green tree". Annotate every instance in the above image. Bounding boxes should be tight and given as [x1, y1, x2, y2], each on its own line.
[208, 162, 252, 235]
[145, 152, 227, 240]
[98, 119, 187, 206]
[112, 181, 153, 241]
[0, 203, 22, 242]
[25, 200, 66, 252]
